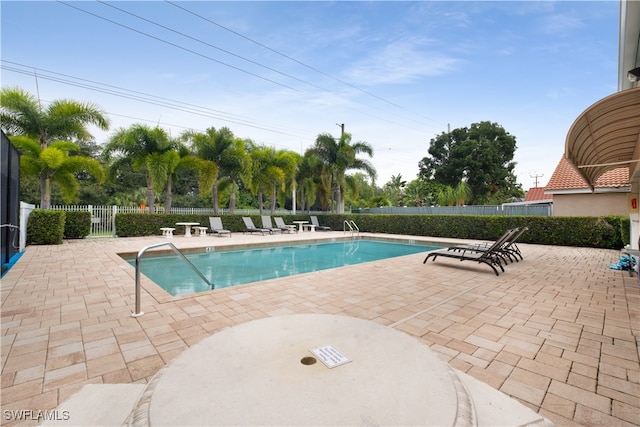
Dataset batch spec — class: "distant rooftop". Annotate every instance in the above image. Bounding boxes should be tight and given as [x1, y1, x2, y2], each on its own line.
[545, 156, 629, 193]
[524, 187, 553, 202]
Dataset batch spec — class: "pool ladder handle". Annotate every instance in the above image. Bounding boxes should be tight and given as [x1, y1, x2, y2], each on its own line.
[132, 242, 214, 317]
[343, 220, 359, 236]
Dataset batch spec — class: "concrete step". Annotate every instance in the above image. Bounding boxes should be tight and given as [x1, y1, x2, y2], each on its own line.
[39, 384, 146, 426]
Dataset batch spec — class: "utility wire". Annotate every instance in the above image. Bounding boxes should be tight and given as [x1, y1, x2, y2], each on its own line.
[56, 1, 300, 93]
[166, 0, 441, 125]
[1, 61, 316, 140]
[55, 1, 434, 134]
[96, 0, 332, 95]
[92, 1, 434, 133]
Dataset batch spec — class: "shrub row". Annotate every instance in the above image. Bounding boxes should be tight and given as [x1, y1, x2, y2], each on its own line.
[27, 210, 66, 245]
[27, 211, 629, 249]
[115, 213, 628, 249]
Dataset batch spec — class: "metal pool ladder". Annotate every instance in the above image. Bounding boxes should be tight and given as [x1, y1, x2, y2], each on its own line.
[132, 242, 213, 317]
[343, 220, 360, 237]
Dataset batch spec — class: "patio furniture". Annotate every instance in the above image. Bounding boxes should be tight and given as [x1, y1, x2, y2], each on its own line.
[274, 217, 297, 233]
[292, 220, 309, 232]
[160, 227, 175, 238]
[195, 226, 209, 237]
[446, 228, 520, 264]
[423, 234, 507, 276]
[175, 222, 200, 238]
[209, 217, 231, 237]
[261, 216, 283, 234]
[242, 217, 270, 235]
[310, 216, 331, 231]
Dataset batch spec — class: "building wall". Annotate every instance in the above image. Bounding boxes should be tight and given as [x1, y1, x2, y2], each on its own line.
[552, 192, 629, 216]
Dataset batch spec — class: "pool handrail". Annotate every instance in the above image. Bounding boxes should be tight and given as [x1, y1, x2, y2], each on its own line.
[343, 220, 359, 236]
[133, 242, 214, 317]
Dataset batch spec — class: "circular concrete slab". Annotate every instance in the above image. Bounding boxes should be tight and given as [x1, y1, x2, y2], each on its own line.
[130, 314, 473, 426]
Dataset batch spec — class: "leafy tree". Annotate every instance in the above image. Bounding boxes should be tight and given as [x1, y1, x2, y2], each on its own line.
[418, 121, 521, 204]
[344, 172, 377, 209]
[273, 149, 300, 213]
[310, 132, 376, 213]
[383, 174, 407, 206]
[0, 87, 109, 208]
[246, 144, 283, 214]
[103, 124, 176, 213]
[437, 181, 472, 206]
[296, 151, 322, 212]
[10, 136, 105, 205]
[186, 127, 249, 214]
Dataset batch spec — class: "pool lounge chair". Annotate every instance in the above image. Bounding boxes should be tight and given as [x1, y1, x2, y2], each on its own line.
[448, 227, 528, 263]
[446, 228, 519, 264]
[261, 215, 283, 234]
[242, 217, 271, 235]
[274, 217, 297, 233]
[209, 217, 231, 237]
[310, 216, 331, 231]
[423, 234, 507, 276]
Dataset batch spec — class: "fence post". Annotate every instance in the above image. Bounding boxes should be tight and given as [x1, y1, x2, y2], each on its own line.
[19, 202, 35, 251]
[88, 205, 93, 237]
[112, 206, 117, 238]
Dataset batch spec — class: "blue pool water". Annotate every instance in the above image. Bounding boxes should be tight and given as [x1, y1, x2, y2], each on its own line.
[125, 239, 441, 296]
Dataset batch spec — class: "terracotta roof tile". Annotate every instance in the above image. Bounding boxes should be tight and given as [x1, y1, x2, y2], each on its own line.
[545, 157, 629, 191]
[524, 187, 553, 201]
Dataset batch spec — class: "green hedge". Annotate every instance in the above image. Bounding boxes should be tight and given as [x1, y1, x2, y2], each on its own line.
[63, 211, 91, 239]
[27, 210, 66, 245]
[113, 213, 627, 249]
[26, 211, 629, 249]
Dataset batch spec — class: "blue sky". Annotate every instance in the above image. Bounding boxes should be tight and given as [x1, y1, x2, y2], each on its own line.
[1, 1, 620, 189]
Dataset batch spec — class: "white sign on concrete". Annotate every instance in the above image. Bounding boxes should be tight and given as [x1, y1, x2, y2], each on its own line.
[310, 345, 351, 369]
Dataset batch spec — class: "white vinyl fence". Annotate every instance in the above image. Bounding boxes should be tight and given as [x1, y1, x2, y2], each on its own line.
[41, 205, 306, 238]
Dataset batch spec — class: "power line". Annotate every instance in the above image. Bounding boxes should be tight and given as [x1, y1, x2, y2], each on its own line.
[56, 1, 300, 93]
[1, 61, 317, 140]
[165, 0, 442, 127]
[55, 1, 438, 135]
[96, 0, 331, 94]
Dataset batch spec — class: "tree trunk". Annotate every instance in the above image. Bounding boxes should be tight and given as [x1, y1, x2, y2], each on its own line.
[212, 183, 219, 214]
[146, 186, 155, 213]
[229, 182, 236, 214]
[270, 184, 277, 214]
[40, 175, 50, 209]
[146, 174, 155, 213]
[165, 174, 173, 214]
[335, 185, 343, 214]
[258, 189, 264, 214]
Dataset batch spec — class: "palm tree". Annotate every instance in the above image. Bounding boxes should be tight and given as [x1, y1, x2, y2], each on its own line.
[0, 87, 109, 208]
[247, 144, 284, 214]
[383, 174, 407, 206]
[295, 151, 320, 211]
[10, 135, 105, 205]
[187, 127, 250, 214]
[272, 149, 300, 213]
[103, 124, 175, 213]
[310, 132, 376, 213]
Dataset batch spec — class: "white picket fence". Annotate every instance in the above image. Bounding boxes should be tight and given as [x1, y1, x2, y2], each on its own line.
[42, 205, 306, 238]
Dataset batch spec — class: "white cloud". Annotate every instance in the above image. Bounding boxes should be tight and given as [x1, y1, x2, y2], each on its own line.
[344, 37, 460, 86]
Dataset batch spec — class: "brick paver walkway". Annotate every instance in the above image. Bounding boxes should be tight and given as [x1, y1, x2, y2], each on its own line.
[1, 232, 639, 426]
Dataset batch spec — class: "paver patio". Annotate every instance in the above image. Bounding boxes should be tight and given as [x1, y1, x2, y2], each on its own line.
[1, 232, 639, 426]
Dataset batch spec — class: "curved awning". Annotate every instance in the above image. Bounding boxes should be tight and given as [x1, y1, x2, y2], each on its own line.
[565, 86, 640, 188]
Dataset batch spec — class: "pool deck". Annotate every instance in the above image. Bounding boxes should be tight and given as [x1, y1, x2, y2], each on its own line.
[1, 231, 639, 426]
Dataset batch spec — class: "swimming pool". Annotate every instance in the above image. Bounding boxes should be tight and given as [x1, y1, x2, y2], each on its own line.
[125, 239, 442, 296]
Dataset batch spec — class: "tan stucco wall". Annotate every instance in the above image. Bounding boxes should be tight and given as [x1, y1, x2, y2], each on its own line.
[552, 192, 630, 216]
